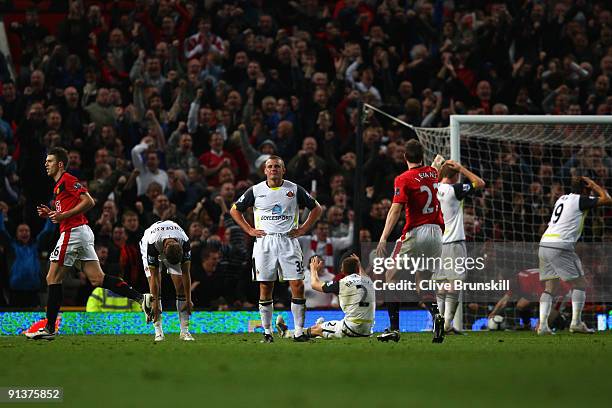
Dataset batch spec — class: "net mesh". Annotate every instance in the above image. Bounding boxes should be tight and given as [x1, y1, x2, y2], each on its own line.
[413, 120, 612, 330]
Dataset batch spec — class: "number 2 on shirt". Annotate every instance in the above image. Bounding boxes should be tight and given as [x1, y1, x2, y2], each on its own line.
[419, 183, 439, 214]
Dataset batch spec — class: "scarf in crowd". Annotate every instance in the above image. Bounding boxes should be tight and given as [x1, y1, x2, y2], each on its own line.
[310, 237, 334, 274]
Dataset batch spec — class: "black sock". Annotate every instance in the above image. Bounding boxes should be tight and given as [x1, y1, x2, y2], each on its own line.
[46, 284, 63, 333]
[306, 328, 312, 338]
[387, 302, 400, 331]
[102, 275, 143, 302]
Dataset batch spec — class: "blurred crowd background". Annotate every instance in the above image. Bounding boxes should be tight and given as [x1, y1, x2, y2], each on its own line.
[0, 0, 610, 311]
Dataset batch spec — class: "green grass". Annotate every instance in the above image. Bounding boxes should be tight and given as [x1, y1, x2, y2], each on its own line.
[1, 332, 611, 408]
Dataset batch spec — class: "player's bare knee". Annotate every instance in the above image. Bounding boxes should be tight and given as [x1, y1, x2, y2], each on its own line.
[569, 276, 586, 290]
[259, 281, 274, 300]
[289, 281, 304, 298]
[82, 261, 105, 287]
[544, 280, 558, 294]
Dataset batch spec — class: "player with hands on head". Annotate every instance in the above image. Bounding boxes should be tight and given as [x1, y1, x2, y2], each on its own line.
[435, 159, 485, 334]
[538, 176, 612, 335]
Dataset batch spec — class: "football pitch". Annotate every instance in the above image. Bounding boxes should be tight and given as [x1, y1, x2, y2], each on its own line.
[1, 332, 610, 408]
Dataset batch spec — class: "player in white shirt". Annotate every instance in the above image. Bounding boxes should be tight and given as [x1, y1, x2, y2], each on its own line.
[435, 160, 485, 333]
[276, 254, 375, 339]
[538, 176, 612, 335]
[230, 156, 322, 342]
[140, 220, 194, 341]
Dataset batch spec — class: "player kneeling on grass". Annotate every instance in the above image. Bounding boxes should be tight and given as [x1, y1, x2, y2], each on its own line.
[538, 176, 612, 335]
[277, 255, 375, 339]
[140, 220, 194, 341]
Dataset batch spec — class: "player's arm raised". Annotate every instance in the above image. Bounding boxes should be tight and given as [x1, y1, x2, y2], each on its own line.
[49, 192, 95, 223]
[582, 176, 612, 206]
[444, 160, 485, 190]
[309, 256, 325, 292]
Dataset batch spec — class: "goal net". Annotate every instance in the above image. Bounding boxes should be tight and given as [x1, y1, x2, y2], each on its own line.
[411, 116, 612, 331]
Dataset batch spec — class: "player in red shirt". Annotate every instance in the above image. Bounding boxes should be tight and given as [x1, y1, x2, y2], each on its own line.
[375, 139, 445, 343]
[488, 269, 572, 330]
[26, 147, 152, 340]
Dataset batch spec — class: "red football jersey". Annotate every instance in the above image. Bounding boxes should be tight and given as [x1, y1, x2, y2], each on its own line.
[53, 172, 89, 232]
[509, 269, 571, 297]
[393, 165, 444, 235]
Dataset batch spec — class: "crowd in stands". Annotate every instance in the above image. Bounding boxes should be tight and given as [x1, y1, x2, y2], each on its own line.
[0, 0, 610, 310]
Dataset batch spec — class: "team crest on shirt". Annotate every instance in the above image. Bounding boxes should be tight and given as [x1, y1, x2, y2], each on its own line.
[286, 191, 295, 198]
[54, 183, 65, 196]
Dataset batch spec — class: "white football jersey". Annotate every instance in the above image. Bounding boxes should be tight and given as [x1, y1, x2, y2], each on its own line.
[540, 194, 598, 249]
[142, 221, 191, 269]
[233, 180, 318, 234]
[437, 182, 474, 243]
[323, 274, 375, 325]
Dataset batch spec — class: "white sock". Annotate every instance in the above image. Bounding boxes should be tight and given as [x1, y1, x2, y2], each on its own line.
[539, 292, 553, 330]
[436, 293, 445, 316]
[258, 300, 273, 335]
[291, 298, 306, 337]
[154, 301, 163, 336]
[176, 296, 189, 333]
[571, 289, 586, 326]
[444, 292, 459, 331]
[453, 290, 463, 331]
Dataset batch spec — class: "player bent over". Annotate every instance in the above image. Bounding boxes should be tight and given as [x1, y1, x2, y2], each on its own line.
[538, 176, 612, 335]
[277, 255, 375, 339]
[375, 140, 445, 343]
[27, 147, 150, 340]
[435, 160, 485, 334]
[230, 156, 322, 343]
[140, 220, 194, 341]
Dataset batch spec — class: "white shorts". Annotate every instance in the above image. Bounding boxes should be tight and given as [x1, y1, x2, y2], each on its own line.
[139, 238, 182, 278]
[432, 241, 468, 281]
[252, 234, 304, 282]
[320, 319, 372, 339]
[393, 224, 443, 271]
[538, 246, 584, 282]
[49, 225, 98, 267]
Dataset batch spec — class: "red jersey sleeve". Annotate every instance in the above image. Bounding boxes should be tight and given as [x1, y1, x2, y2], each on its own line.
[67, 178, 88, 196]
[392, 175, 409, 204]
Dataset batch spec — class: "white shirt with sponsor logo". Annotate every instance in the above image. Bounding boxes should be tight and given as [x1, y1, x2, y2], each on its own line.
[233, 180, 318, 234]
[437, 182, 474, 243]
[540, 193, 598, 248]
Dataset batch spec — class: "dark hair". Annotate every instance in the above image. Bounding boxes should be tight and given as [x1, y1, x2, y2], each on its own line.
[164, 239, 183, 265]
[48, 147, 69, 168]
[200, 245, 220, 261]
[571, 176, 587, 194]
[341, 256, 359, 275]
[404, 139, 424, 164]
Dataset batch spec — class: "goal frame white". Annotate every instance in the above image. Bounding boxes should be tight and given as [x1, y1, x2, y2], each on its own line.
[449, 114, 612, 161]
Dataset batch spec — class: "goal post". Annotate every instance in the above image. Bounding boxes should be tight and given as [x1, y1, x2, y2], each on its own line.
[361, 104, 612, 331]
